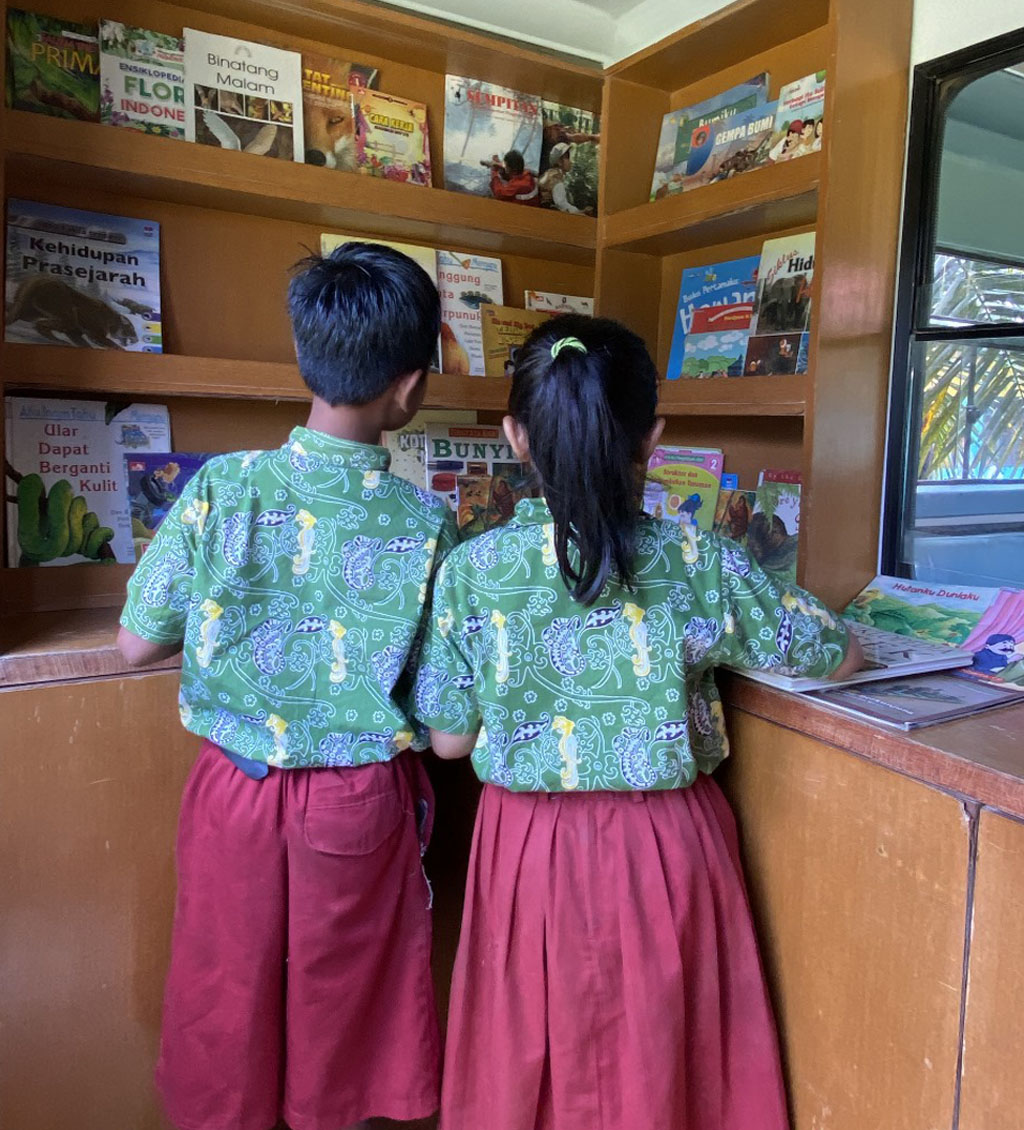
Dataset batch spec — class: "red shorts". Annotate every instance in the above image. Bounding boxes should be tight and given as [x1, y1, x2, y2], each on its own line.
[156, 741, 440, 1130]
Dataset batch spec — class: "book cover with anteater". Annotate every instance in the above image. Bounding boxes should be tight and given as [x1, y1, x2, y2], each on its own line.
[5, 199, 163, 352]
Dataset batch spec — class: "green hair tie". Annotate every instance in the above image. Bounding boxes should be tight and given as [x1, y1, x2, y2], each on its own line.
[550, 336, 587, 361]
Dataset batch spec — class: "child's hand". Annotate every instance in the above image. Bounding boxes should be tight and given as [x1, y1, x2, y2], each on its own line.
[429, 728, 477, 760]
[829, 631, 865, 682]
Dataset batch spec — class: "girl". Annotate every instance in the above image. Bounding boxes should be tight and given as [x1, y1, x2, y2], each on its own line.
[415, 315, 862, 1130]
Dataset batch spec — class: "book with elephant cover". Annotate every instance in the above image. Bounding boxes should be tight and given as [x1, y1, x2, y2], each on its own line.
[5, 396, 170, 567]
[125, 451, 212, 559]
[5, 199, 163, 351]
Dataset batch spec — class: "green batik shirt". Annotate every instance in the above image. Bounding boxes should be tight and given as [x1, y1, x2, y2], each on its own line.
[415, 498, 849, 792]
[120, 427, 457, 769]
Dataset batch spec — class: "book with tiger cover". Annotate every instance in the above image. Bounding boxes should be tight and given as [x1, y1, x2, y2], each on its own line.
[354, 88, 431, 186]
[480, 305, 549, 377]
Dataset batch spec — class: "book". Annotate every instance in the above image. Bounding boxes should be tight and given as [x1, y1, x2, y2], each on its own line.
[443, 75, 543, 200]
[648, 74, 769, 200]
[300, 52, 379, 170]
[759, 468, 803, 484]
[539, 100, 600, 214]
[126, 451, 212, 559]
[770, 71, 826, 162]
[844, 576, 1024, 690]
[665, 255, 760, 380]
[382, 408, 476, 485]
[747, 480, 800, 581]
[437, 250, 503, 376]
[99, 21, 185, 138]
[712, 487, 756, 542]
[681, 301, 752, 378]
[480, 305, 549, 377]
[5, 396, 171, 567]
[354, 88, 431, 186]
[319, 233, 440, 369]
[424, 423, 524, 513]
[524, 290, 593, 316]
[682, 100, 777, 190]
[744, 231, 815, 376]
[456, 465, 534, 537]
[5, 9, 99, 120]
[644, 446, 724, 531]
[5, 199, 163, 352]
[809, 672, 1021, 730]
[184, 28, 303, 162]
[720, 473, 738, 490]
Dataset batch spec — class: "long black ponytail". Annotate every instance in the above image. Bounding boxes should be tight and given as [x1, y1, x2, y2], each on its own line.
[509, 314, 659, 605]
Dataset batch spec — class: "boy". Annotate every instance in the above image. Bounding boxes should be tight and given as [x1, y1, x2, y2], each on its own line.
[118, 243, 456, 1130]
[486, 148, 539, 204]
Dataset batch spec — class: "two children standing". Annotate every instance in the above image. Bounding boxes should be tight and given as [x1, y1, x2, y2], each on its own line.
[119, 243, 860, 1130]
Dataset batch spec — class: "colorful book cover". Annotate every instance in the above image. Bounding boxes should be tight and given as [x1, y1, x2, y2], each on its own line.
[480, 305, 549, 377]
[382, 408, 476, 485]
[5, 199, 163, 352]
[5, 9, 99, 120]
[443, 75, 543, 199]
[456, 465, 533, 537]
[5, 396, 171, 567]
[742, 331, 808, 376]
[682, 100, 777, 190]
[437, 250, 503, 376]
[539, 101, 600, 214]
[665, 254, 760, 380]
[844, 576, 1024, 689]
[712, 487, 757, 543]
[759, 468, 803, 484]
[648, 74, 769, 200]
[126, 451, 211, 559]
[320, 233, 440, 370]
[524, 290, 593, 316]
[301, 53, 379, 170]
[770, 71, 826, 162]
[747, 480, 800, 580]
[354, 88, 431, 186]
[744, 231, 815, 376]
[424, 423, 522, 511]
[184, 28, 303, 162]
[681, 301, 752, 378]
[99, 21, 184, 137]
[644, 446, 724, 531]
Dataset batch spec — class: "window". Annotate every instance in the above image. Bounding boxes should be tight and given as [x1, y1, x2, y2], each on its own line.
[885, 29, 1024, 589]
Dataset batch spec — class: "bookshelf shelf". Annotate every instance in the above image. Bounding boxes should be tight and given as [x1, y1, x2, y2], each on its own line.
[1, 346, 514, 413]
[659, 373, 805, 416]
[1, 112, 597, 266]
[602, 154, 820, 254]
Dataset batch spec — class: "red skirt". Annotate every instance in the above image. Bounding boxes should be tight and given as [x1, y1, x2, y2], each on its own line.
[441, 776, 790, 1130]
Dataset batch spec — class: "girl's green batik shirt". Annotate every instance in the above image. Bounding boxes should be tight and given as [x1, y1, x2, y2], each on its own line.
[415, 497, 850, 792]
[120, 427, 457, 770]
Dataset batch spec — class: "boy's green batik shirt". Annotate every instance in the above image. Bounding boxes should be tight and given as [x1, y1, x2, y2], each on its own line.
[415, 498, 850, 792]
[120, 427, 458, 770]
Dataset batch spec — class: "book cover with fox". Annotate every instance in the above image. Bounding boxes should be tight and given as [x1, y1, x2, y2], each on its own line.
[300, 52, 378, 170]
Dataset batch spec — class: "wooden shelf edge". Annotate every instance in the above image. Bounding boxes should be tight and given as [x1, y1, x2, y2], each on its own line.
[602, 154, 820, 255]
[2, 113, 597, 265]
[659, 373, 806, 416]
[0, 607, 179, 689]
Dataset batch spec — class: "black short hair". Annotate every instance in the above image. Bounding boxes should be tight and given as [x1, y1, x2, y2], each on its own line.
[503, 149, 525, 175]
[288, 242, 440, 406]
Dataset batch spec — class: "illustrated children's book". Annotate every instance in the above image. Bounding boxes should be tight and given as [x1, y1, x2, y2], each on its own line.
[300, 52, 379, 170]
[539, 100, 600, 214]
[125, 451, 211, 558]
[99, 21, 185, 137]
[443, 75, 543, 199]
[744, 231, 815, 376]
[648, 74, 769, 200]
[712, 487, 757, 542]
[644, 446, 724, 531]
[437, 250, 503, 376]
[6, 9, 99, 120]
[681, 301, 753, 378]
[354, 89, 431, 186]
[5, 199, 163, 352]
[681, 100, 777, 191]
[665, 254, 760, 380]
[423, 423, 525, 514]
[5, 396, 171, 567]
[184, 28, 303, 162]
[382, 408, 476, 484]
[770, 71, 826, 162]
[746, 479, 800, 581]
[524, 290, 593, 316]
[480, 305, 549, 377]
[456, 465, 534, 537]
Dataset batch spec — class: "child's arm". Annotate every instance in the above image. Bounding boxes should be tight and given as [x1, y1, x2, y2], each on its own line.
[429, 729, 477, 760]
[830, 630, 864, 681]
[117, 626, 182, 668]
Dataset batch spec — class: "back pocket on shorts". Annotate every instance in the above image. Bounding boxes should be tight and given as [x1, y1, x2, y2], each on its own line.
[304, 786, 405, 856]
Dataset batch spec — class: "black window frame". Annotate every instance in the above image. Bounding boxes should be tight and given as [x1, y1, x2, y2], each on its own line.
[882, 26, 1024, 579]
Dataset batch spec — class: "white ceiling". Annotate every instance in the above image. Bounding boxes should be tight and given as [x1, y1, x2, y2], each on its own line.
[374, 0, 734, 66]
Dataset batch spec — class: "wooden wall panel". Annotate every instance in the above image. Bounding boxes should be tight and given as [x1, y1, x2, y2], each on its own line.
[958, 808, 1024, 1130]
[719, 711, 969, 1130]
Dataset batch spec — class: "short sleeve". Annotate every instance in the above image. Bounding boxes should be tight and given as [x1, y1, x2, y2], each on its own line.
[413, 558, 483, 736]
[711, 539, 850, 678]
[119, 487, 199, 644]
